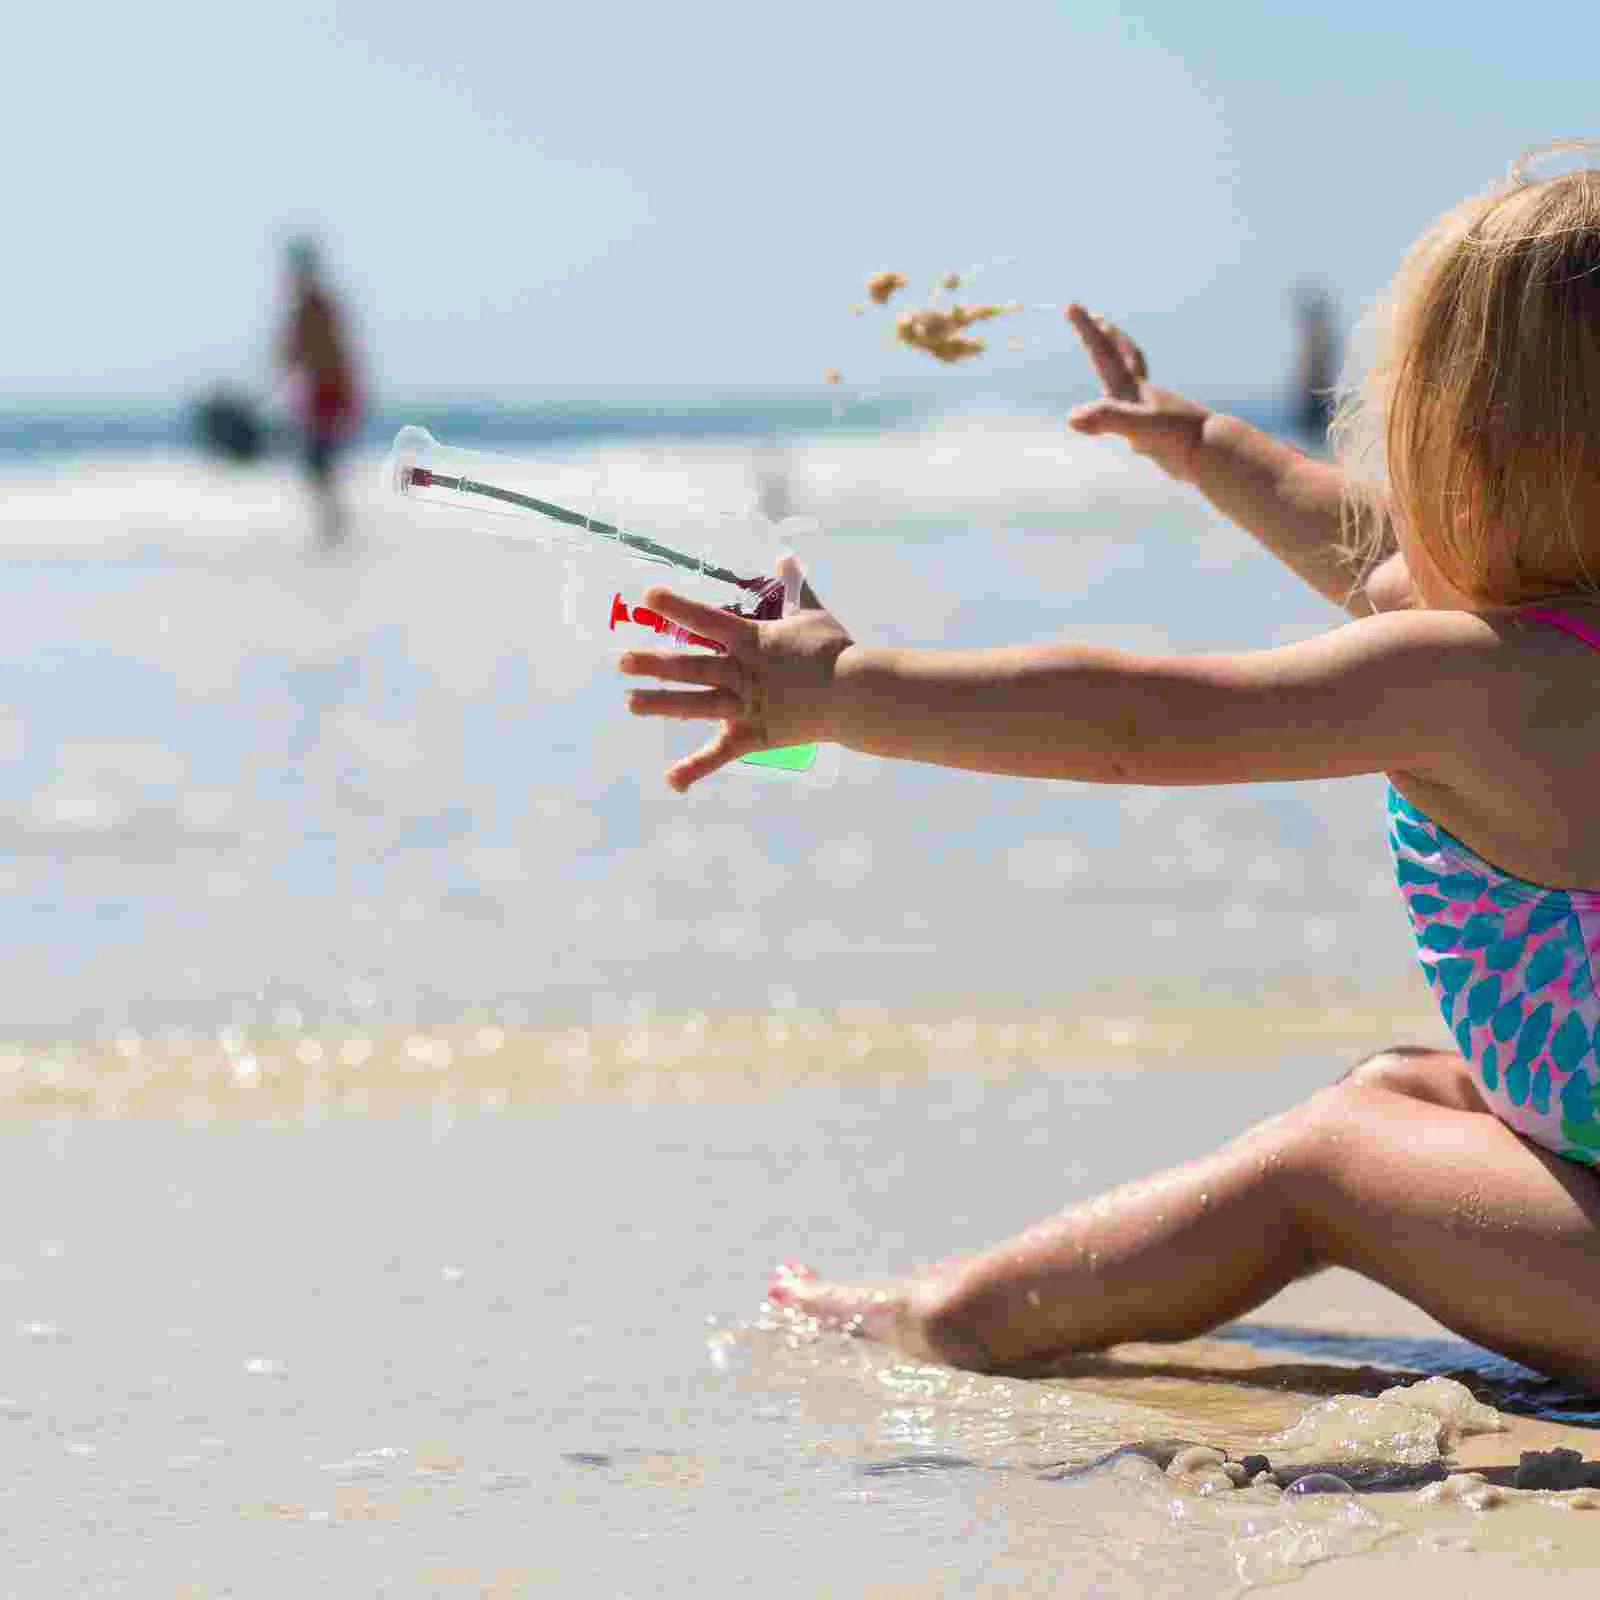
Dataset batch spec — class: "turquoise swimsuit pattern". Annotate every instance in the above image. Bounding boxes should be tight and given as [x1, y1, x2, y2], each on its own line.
[1389, 783, 1600, 1163]
[1388, 605, 1600, 1165]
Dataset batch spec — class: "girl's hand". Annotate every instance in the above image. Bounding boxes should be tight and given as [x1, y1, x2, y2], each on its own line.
[618, 574, 855, 792]
[1064, 304, 1210, 482]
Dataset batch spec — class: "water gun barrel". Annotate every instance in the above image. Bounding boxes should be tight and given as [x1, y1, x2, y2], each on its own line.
[383, 427, 834, 783]
[384, 426, 757, 588]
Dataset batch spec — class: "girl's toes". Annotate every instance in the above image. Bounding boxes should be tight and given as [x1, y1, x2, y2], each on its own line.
[768, 1261, 817, 1305]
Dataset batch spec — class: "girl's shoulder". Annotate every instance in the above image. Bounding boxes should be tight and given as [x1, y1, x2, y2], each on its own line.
[1407, 597, 1600, 690]
[1352, 600, 1600, 759]
[1349, 596, 1600, 677]
[1385, 600, 1600, 886]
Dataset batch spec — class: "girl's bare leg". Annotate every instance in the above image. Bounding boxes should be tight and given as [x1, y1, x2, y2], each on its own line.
[770, 1048, 1600, 1386]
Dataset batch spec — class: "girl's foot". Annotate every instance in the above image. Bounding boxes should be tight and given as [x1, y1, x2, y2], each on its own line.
[767, 1262, 976, 1365]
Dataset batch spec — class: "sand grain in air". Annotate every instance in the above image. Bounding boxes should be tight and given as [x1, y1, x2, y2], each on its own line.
[866, 271, 908, 306]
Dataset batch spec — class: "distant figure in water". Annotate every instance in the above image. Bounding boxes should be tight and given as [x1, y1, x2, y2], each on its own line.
[1291, 280, 1339, 444]
[279, 237, 361, 547]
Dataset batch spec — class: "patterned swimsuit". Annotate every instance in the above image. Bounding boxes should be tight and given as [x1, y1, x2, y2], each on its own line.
[1390, 607, 1600, 1164]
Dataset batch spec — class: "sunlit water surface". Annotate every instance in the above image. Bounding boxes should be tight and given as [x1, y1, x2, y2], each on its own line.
[7, 1058, 1600, 1596]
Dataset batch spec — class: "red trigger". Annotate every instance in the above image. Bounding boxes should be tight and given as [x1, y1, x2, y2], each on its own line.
[604, 595, 726, 654]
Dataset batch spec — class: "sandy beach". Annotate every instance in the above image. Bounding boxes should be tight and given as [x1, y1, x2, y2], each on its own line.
[7, 1003, 1600, 1595]
[0, 989, 1452, 1121]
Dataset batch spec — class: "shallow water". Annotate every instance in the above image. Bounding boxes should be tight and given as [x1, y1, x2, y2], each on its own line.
[5, 1051, 1599, 1595]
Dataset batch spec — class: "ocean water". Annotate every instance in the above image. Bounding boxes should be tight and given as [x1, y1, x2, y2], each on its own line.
[0, 389, 936, 465]
[11, 399, 1598, 1594]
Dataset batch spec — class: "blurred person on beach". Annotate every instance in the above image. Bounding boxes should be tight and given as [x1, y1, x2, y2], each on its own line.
[621, 142, 1600, 1391]
[279, 235, 362, 547]
[1291, 279, 1339, 443]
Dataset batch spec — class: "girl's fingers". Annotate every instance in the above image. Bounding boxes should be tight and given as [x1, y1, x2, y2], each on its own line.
[1066, 303, 1139, 401]
[666, 728, 747, 792]
[1066, 398, 1143, 437]
[1110, 325, 1149, 383]
[618, 649, 741, 690]
[626, 686, 742, 721]
[641, 586, 757, 649]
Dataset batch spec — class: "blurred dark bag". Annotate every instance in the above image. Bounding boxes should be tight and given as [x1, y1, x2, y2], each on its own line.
[192, 388, 267, 463]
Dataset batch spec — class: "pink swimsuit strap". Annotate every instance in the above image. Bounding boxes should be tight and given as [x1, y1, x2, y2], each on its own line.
[1524, 605, 1600, 654]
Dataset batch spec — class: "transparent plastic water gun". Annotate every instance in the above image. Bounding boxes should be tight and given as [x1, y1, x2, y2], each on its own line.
[384, 427, 827, 777]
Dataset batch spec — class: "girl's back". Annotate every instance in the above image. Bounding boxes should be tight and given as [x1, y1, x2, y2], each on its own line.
[1388, 601, 1600, 890]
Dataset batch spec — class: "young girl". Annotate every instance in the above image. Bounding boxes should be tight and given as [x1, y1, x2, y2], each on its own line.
[618, 146, 1600, 1388]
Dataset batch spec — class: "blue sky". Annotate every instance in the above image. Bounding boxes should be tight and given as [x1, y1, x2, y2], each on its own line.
[19, 1, 1600, 402]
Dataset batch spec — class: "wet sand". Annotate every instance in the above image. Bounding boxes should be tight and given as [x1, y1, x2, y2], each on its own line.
[9, 1005, 1600, 1592]
[0, 988, 1450, 1121]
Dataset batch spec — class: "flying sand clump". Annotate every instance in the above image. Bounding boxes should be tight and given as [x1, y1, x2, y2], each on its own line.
[829, 269, 1025, 382]
[866, 270, 909, 305]
[894, 301, 1021, 364]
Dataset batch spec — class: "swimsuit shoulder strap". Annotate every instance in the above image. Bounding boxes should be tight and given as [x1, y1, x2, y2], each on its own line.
[1523, 605, 1600, 655]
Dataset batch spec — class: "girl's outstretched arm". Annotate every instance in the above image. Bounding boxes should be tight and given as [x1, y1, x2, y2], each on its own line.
[826, 608, 1480, 785]
[620, 583, 1500, 791]
[1066, 306, 1394, 615]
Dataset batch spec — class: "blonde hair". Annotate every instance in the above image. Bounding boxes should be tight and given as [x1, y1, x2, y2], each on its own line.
[1334, 141, 1600, 606]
